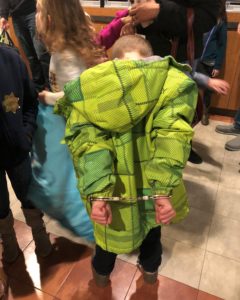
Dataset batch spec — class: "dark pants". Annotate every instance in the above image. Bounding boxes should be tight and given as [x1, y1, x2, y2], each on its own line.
[12, 12, 50, 92]
[92, 226, 162, 275]
[0, 157, 34, 219]
[234, 109, 240, 129]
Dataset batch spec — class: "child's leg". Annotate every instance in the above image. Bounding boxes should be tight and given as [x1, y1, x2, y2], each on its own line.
[92, 245, 117, 275]
[92, 245, 117, 287]
[6, 156, 34, 210]
[138, 226, 162, 272]
[0, 169, 20, 263]
[7, 157, 52, 257]
[0, 169, 11, 219]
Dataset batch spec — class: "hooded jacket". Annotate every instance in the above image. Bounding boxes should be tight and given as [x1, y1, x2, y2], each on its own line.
[0, 45, 38, 168]
[55, 57, 198, 253]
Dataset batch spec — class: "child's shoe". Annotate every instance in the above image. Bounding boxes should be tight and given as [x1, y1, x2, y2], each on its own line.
[91, 264, 110, 287]
[138, 264, 158, 284]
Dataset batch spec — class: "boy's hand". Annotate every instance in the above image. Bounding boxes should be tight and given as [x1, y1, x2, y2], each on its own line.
[91, 200, 112, 225]
[155, 196, 176, 225]
[208, 78, 230, 95]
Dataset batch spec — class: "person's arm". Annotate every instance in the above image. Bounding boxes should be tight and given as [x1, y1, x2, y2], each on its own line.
[145, 70, 197, 196]
[96, 9, 130, 50]
[214, 21, 227, 71]
[0, 0, 10, 29]
[20, 58, 38, 140]
[130, 0, 220, 38]
[0, 0, 10, 20]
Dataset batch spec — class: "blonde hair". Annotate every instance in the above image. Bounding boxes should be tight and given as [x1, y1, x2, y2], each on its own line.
[37, 0, 105, 67]
[111, 35, 153, 59]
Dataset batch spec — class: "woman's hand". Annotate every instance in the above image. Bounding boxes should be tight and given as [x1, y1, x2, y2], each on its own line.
[130, 0, 160, 25]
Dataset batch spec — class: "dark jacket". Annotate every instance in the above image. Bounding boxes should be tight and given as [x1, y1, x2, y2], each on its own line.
[0, 0, 35, 19]
[201, 20, 227, 70]
[137, 0, 221, 61]
[0, 45, 38, 168]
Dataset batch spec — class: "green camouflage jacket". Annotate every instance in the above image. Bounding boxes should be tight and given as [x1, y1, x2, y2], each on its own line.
[55, 57, 198, 254]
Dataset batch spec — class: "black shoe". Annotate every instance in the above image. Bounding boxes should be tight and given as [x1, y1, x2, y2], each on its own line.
[188, 149, 203, 164]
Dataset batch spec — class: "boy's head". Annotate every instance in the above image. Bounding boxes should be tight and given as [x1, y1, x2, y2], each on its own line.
[111, 35, 153, 60]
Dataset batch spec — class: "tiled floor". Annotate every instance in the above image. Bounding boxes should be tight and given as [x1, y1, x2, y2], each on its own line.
[2, 117, 240, 299]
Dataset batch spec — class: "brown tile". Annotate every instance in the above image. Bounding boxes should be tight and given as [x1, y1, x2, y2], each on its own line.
[197, 291, 223, 300]
[7, 277, 54, 300]
[126, 270, 198, 300]
[4, 236, 93, 297]
[14, 219, 33, 250]
[56, 257, 137, 300]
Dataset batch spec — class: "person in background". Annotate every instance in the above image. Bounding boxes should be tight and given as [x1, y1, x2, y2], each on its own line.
[129, 0, 221, 164]
[26, 0, 131, 241]
[0, 0, 50, 92]
[54, 34, 198, 287]
[197, 0, 227, 125]
[0, 44, 52, 264]
[215, 22, 240, 151]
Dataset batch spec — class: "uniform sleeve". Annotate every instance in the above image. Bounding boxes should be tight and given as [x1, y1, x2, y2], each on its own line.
[145, 71, 197, 195]
[20, 58, 38, 139]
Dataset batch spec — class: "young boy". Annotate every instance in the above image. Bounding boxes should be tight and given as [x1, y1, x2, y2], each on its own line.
[54, 34, 198, 287]
[0, 44, 52, 263]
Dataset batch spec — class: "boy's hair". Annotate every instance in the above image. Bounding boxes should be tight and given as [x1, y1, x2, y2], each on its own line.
[111, 35, 153, 59]
[37, 0, 105, 67]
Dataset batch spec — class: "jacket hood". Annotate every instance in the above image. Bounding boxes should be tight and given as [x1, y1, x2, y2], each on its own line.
[56, 56, 191, 133]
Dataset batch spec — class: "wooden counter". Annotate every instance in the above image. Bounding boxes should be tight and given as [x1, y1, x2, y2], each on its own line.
[211, 12, 240, 114]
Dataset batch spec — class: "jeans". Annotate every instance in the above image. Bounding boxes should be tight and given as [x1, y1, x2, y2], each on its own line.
[12, 12, 50, 92]
[0, 157, 34, 219]
[92, 226, 162, 275]
[234, 109, 240, 129]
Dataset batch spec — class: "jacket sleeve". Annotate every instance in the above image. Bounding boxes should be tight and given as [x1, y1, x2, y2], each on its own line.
[65, 110, 116, 199]
[155, 0, 219, 38]
[19, 58, 38, 139]
[96, 9, 128, 50]
[145, 71, 197, 196]
[0, 0, 10, 19]
[214, 21, 227, 70]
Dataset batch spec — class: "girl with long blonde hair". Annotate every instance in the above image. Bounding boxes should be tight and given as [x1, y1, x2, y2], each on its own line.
[27, 0, 130, 242]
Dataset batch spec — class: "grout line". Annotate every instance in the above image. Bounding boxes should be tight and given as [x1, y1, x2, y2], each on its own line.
[124, 267, 138, 300]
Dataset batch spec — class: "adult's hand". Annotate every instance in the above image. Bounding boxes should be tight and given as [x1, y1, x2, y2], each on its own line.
[0, 18, 9, 30]
[130, 1, 160, 25]
[237, 23, 240, 35]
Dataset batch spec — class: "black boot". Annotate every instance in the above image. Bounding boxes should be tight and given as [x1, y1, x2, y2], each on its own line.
[188, 148, 203, 164]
